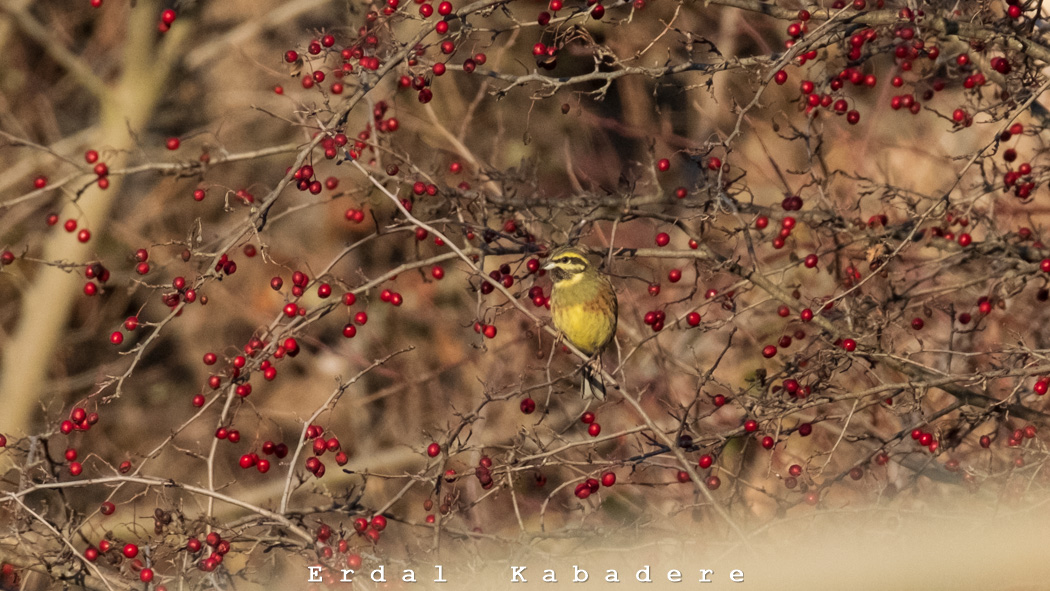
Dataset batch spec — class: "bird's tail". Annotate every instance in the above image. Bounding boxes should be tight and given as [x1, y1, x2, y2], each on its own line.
[581, 363, 606, 400]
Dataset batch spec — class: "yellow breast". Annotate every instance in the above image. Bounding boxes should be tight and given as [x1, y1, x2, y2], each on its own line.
[550, 278, 617, 355]
[552, 303, 614, 354]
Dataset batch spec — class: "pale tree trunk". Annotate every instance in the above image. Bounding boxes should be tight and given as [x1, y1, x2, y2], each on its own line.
[0, 0, 187, 436]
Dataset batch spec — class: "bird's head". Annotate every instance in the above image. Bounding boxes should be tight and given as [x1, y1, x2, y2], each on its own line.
[543, 246, 593, 284]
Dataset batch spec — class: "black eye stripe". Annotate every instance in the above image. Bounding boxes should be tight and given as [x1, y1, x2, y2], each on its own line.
[554, 255, 587, 265]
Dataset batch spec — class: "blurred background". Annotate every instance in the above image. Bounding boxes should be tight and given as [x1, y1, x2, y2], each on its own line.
[2, 0, 1050, 588]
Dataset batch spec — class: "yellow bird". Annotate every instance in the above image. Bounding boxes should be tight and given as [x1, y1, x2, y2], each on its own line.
[543, 246, 618, 399]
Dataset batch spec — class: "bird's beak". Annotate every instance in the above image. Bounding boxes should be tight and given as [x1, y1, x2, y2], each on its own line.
[542, 261, 555, 270]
